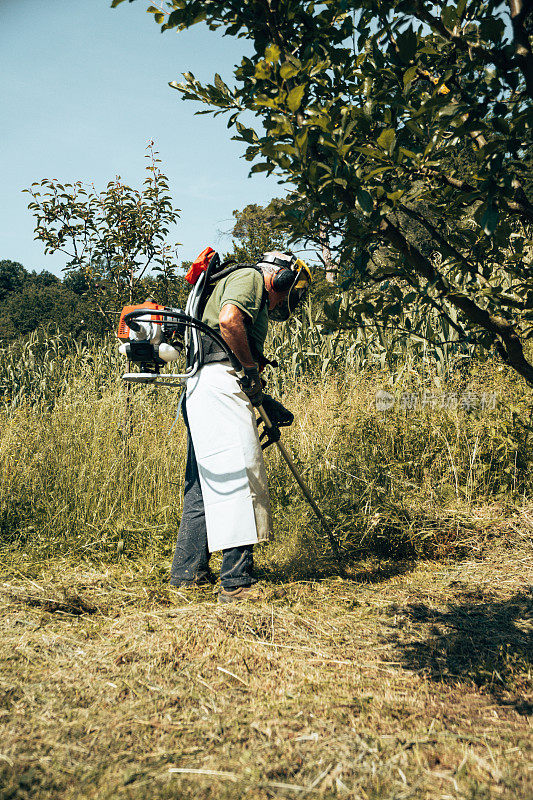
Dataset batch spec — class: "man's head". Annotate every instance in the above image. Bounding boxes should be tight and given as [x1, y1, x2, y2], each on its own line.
[256, 251, 312, 321]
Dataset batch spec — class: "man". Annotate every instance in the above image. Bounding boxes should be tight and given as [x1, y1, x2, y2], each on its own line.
[170, 251, 311, 602]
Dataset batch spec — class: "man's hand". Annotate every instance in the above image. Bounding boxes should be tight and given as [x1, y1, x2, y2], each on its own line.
[240, 366, 263, 407]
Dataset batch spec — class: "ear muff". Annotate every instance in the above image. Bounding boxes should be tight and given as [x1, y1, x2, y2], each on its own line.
[272, 268, 296, 293]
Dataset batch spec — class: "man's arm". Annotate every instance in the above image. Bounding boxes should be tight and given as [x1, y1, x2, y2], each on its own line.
[218, 303, 256, 368]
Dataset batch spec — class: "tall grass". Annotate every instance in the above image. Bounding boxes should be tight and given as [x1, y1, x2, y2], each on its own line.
[0, 328, 121, 409]
[0, 329, 531, 562]
[266, 298, 479, 390]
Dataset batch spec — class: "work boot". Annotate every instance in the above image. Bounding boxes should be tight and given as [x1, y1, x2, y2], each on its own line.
[170, 572, 215, 590]
[218, 584, 264, 604]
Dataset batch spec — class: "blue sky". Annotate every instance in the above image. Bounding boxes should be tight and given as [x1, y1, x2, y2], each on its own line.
[1, 0, 282, 275]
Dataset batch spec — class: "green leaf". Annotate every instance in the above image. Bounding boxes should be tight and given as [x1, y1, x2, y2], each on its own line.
[437, 103, 459, 119]
[377, 129, 396, 153]
[296, 129, 308, 153]
[235, 121, 257, 143]
[399, 147, 419, 160]
[479, 17, 505, 43]
[287, 85, 306, 113]
[481, 203, 499, 236]
[367, 166, 392, 178]
[386, 190, 404, 202]
[214, 73, 229, 93]
[492, 117, 510, 135]
[227, 112, 239, 129]
[403, 66, 418, 88]
[396, 26, 417, 63]
[250, 162, 270, 173]
[353, 146, 385, 159]
[254, 61, 271, 79]
[441, 6, 457, 30]
[265, 44, 281, 64]
[280, 62, 300, 81]
[456, 0, 467, 18]
[356, 189, 373, 214]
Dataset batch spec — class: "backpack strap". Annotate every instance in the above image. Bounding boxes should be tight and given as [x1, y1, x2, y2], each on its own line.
[195, 252, 221, 321]
[259, 282, 268, 313]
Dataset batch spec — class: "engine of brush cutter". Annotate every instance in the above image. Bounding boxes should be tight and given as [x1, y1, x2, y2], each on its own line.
[117, 299, 185, 374]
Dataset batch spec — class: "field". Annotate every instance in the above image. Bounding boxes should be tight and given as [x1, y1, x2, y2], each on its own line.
[1, 523, 531, 800]
[0, 333, 532, 799]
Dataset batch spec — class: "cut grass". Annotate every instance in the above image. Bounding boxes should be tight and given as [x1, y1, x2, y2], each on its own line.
[0, 521, 531, 800]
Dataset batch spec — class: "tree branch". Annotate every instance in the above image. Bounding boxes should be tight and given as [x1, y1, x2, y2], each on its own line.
[399, 204, 474, 272]
[508, 0, 533, 99]
[414, 1, 529, 95]
[399, 205, 526, 310]
[407, 165, 533, 225]
[379, 215, 533, 386]
[401, 270, 470, 341]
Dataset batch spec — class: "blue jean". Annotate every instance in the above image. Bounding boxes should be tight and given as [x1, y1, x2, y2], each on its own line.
[170, 401, 256, 589]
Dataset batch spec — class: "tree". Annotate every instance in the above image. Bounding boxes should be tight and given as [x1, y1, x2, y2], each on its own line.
[113, 1, 533, 384]
[25, 142, 180, 327]
[0, 261, 27, 301]
[0, 263, 109, 340]
[227, 199, 289, 263]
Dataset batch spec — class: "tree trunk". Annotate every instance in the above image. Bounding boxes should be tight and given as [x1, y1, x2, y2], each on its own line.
[379, 216, 533, 387]
[320, 223, 335, 283]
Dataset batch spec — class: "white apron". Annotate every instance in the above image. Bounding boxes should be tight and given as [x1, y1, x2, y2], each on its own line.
[185, 362, 272, 552]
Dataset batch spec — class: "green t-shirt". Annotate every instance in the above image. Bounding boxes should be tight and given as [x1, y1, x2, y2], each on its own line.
[201, 267, 268, 356]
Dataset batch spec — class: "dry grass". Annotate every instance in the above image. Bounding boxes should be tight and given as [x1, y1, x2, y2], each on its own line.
[0, 337, 531, 797]
[0, 516, 531, 800]
[1, 357, 531, 562]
